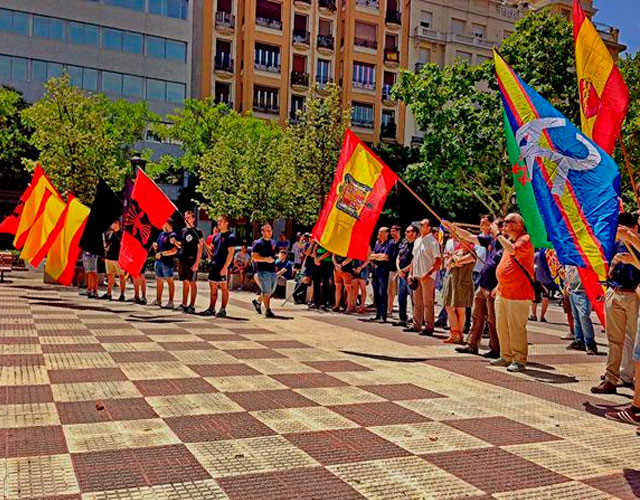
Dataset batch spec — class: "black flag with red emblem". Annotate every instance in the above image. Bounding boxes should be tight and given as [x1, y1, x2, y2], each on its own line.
[118, 169, 181, 278]
[79, 179, 123, 256]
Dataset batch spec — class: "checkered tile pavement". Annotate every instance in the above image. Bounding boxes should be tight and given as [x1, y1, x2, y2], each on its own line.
[1, 273, 639, 499]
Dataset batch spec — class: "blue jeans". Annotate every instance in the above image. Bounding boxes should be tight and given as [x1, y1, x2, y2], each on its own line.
[154, 260, 174, 279]
[373, 267, 389, 320]
[398, 276, 410, 322]
[257, 271, 278, 295]
[570, 291, 595, 348]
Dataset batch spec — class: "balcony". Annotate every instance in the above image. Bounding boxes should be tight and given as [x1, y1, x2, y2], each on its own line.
[414, 26, 495, 49]
[318, 0, 336, 13]
[256, 16, 282, 30]
[214, 54, 234, 74]
[316, 76, 334, 93]
[355, 0, 379, 10]
[353, 80, 375, 92]
[253, 101, 279, 114]
[292, 30, 311, 46]
[385, 10, 401, 27]
[291, 71, 309, 88]
[255, 61, 281, 74]
[380, 121, 397, 141]
[382, 84, 395, 103]
[317, 34, 334, 51]
[215, 11, 235, 31]
[352, 119, 374, 129]
[293, 0, 311, 8]
[384, 47, 400, 66]
[354, 38, 377, 50]
[410, 135, 424, 148]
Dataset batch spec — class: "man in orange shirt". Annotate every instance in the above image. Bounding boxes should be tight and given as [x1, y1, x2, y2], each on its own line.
[490, 213, 534, 372]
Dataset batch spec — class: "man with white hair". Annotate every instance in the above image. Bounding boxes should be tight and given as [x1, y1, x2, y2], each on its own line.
[490, 213, 534, 372]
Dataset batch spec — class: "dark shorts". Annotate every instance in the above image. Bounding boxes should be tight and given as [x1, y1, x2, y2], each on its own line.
[179, 259, 197, 282]
[208, 263, 228, 283]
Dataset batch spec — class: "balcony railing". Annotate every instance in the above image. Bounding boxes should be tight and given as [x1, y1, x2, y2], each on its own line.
[214, 96, 232, 107]
[291, 71, 309, 87]
[355, 0, 379, 9]
[410, 135, 424, 147]
[317, 34, 334, 50]
[382, 84, 394, 101]
[292, 30, 310, 45]
[354, 38, 377, 50]
[385, 10, 401, 25]
[256, 16, 282, 30]
[381, 121, 397, 138]
[384, 47, 400, 63]
[318, 0, 336, 11]
[414, 26, 495, 49]
[215, 54, 234, 72]
[316, 76, 334, 89]
[294, 0, 311, 5]
[352, 119, 374, 129]
[253, 101, 279, 114]
[353, 80, 375, 91]
[215, 11, 235, 29]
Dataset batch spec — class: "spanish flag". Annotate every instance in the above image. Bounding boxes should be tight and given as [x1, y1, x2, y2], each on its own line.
[312, 130, 398, 259]
[20, 192, 66, 266]
[13, 165, 59, 249]
[44, 197, 90, 285]
[573, 0, 629, 155]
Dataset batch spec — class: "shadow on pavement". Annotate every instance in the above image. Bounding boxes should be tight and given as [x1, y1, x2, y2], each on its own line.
[521, 368, 579, 384]
[340, 350, 429, 363]
[583, 401, 630, 418]
[28, 300, 135, 314]
[624, 468, 640, 497]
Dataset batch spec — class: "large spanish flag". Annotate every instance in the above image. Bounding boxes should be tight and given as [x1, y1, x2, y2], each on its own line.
[573, 0, 629, 155]
[44, 197, 90, 285]
[312, 130, 398, 259]
[20, 192, 66, 266]
[13, 165, 59, 249]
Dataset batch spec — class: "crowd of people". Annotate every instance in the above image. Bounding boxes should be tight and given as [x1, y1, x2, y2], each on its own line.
[78, 208, 640, 434]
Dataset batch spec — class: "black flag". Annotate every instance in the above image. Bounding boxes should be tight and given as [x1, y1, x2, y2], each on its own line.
[79, 179, 123, 256]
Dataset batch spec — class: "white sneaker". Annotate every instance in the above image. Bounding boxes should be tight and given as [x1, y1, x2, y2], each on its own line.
[164, 301, 174, 309]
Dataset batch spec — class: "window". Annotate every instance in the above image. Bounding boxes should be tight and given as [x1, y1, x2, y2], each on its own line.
[104, 0, 145, 12]
[33, 15, 64, 40]
[316, 59, 331, 84]
[102, 71, 123, 96]
[476, 54, 491, 65]
[122, 31, 143, 54]
[352, 61, 375, 90]
[253, 85, 278, 112]
[32, 60, 63, 82]
[385, 33, 398, 50]
[354, 21, 377, 49]
[67, 65, 84, 88]
[0, 55, 10, 79]
[147, 79, 166, 101]
[214, 82, 231, 104]
[165, 40, 186, 62]
[147, 36, 166, 58]
[254, 43, 280, 71]
[456, 51, 472, 63]
[451, 18, 465, 35]
[103, 28, 122, 50]
[418, 48, 430, 64]
[319, 19, 331, 36]
[291, 94, 305, 114]
[472, 24, 485, 39]
[5, 56, 27, 81]
[123, 74, 144, 97]
[420, 11, 432, 29]
[69, 22, 99, 46]
[83, 68, 98, 90]
[149, 0, 189, 20]
[166, 82, 185, 102]
[0, 9, 29, 35]
[351, 102, 374, 128]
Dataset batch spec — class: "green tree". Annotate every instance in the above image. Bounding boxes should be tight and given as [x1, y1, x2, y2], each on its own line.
[21, 75, 153, 203]
[286, 83, 351, 224]
[0, 86, 36, 189]
[394, 9, 578, 220]
[617, 52, 640, 208]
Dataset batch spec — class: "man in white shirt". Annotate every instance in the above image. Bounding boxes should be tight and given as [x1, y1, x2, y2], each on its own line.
[407, 218, 442, 335]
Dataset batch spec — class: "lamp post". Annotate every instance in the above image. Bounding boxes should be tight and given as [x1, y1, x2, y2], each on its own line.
[129, 153, 147, 176]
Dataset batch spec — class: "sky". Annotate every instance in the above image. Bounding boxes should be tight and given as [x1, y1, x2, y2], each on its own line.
[593, 0, 640, 55]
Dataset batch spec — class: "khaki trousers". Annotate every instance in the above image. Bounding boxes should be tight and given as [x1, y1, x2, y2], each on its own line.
[412, 276, 435, 331]
[495, 294, 530, 364]
[387, 271, 397, 316]
[467, 287, 499, 352]
[604, 288, 638, 384]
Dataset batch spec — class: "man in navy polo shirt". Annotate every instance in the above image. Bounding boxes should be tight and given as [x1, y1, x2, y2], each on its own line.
[251, 224, 277, 318]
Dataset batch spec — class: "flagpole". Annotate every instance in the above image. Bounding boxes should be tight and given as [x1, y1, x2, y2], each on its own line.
[620, 137, 640, 211]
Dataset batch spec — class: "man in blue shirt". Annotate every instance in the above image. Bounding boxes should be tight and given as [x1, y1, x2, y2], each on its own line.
[369, 226, 394, 323]
[152, 221, 178, 309]
[592, 212, 640, 394]
[251, 224, 277, 318]
[276, 248, 294, 285]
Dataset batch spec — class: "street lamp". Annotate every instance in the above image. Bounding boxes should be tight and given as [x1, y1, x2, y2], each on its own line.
[129, 153, 147, 175]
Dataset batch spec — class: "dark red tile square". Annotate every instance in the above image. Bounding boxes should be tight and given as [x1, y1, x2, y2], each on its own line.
[134, 378, 216, 397]
[0, 336, 39, 345]
[137, 327, 188, 335]
[95, 335, 153, 343]
[157, 341, 218, 351]
[583, 470, 640, 499]
[227, 389, 318, 411]
[330, 402, 430, 427]
[35, 329, 93, 336]
[257, 340, 312, 349]
[0, 426, 68, 457]
[188, 363, 261, 377]
[42, 343, 106, 353]
[303, 361, 372, 372]
[72, 448, 146, 492]
[56, 398, 157, 424]
[359, 384, 446, 401]
[0, 384, 54, 405]
[134, 444, 211, 485]
[226, 328, 274, 335]
[423, 447, 570, 493]
[196, 333, 250, 342]
[164, 412, 275, 442]
[285, 428, 410, 465]
[223, 349, 286, 359]
[271, 373, 347, 389]
[218, 467, 364, 500]
[109, 351, 176, 363]
[48, 368, 128, 384]
[444, 416, 562, 447]
[0, 354, 45, 366]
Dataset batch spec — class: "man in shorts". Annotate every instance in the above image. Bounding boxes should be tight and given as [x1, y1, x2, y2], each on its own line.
[152, 221, 178, 309]
[83, 252, 99, 299]
[251, 224, 277, 318]
[102, 220, 126, 301]
[203, 215, 236, 317]
[177, 211, 204, 313]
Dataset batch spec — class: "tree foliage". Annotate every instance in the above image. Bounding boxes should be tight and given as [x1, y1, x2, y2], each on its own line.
[0, 86, 36, 190]
[617, 52, 640, 208]
[21, 75, 153, 203]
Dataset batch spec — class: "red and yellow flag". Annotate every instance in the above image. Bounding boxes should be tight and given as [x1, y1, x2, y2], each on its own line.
[13, 165, 59, 249]
[44, 197, 90, 285]
[573, 0, 629, 154]
[312, 130, 398, 259]
[20, 192, 66, 266]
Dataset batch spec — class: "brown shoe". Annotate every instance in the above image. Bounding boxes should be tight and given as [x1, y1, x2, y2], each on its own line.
[455, 345, 478, 354]
[591, 380, 617, 394]
[444, 334, 464, 344]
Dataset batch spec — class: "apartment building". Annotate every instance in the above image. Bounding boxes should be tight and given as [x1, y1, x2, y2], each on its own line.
[196, 0, 408, 145]
[0, 0, 193, 154]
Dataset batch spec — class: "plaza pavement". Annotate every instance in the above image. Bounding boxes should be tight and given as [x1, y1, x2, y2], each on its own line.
[0, 270, 639, 499]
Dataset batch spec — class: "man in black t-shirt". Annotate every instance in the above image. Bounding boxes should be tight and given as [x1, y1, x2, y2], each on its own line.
[393, 224, 418, 327]
[152, 221, 178, 309]
[102, 220, 126, 301]
[176, 211, 204, 314]
[203, 215, 236, 317]
[251, 224, 277, 318]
